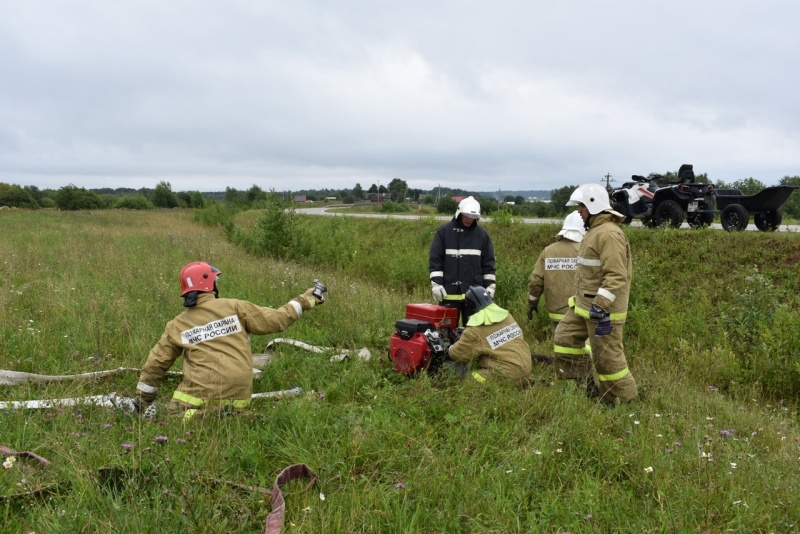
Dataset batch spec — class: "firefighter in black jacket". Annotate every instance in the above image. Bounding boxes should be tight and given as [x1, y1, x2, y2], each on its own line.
[429, 196, 496, 326]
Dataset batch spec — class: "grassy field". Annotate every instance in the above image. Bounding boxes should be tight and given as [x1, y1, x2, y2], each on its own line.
[2, 208, 800, 533]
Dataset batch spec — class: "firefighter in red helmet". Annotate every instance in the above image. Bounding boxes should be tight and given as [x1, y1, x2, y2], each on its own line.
[133, 261, 326, 420]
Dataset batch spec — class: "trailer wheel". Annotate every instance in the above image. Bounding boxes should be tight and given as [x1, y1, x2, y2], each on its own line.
[613, 201, 632, 225]
[654, 200, 684, 228]
[754, 209, 782, 232]
[721, 204, 749, 232]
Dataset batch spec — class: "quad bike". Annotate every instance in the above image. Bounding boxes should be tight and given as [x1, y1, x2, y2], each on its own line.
[609, 164, 716, 229]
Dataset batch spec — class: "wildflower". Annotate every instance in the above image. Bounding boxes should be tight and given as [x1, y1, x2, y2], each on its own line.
[121, 443, 133, 451]
[708, 385, 718, 392]
[319, 492, 325, 501]
[395, 482, 405, 489]
[634, 421, 640, 425]
[104, 423, 112, 429]
[505, 470, 513, 474]
[644, 466, 653, 473]
[534, 450, 542, 455]
[730, 462, 737, 469]
[556, 448, 563, 453]
[3, 456, 17, 469]
[720, 429, 734, 438]
[154, 435, 169, 444]
[176, 439, 187, 444]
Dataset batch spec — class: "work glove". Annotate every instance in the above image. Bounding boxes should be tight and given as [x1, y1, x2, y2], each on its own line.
[431, 283, 447, 302]
[589, 304, 613, 337]
[293, 289, 318, 311]
[527, 297, 540, 320]
[485, 285, 496, 299]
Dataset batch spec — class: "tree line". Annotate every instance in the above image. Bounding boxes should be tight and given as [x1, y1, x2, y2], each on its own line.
[2, 173, 799, 219]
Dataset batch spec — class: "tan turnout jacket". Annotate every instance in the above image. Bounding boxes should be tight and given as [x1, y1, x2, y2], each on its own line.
[449, 313, 532, 381]
[137, 293, 301, 407]
[574, 213, 632, 321]
[528, 238, 580, 323]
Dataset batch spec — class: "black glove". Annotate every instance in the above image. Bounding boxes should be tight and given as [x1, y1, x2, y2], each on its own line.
[589, 305, 612, 336]
[527, 297, 539, 320]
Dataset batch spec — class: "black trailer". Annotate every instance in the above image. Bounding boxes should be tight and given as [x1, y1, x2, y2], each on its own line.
[714, 185, 799, 232]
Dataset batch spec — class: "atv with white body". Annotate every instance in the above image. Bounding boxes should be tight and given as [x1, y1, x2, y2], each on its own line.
[609, 164, 716, 229]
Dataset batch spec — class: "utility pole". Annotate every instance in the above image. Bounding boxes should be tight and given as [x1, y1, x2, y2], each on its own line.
[603, 173, 615, 192]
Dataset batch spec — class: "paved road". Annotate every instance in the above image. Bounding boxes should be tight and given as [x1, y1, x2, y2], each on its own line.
[295, 205, 800, 233]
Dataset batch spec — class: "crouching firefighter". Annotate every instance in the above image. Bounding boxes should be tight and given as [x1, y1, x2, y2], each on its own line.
[553, 184, 638, 404]
[133, 261, 325, 420]
[447, 286, 532, 385]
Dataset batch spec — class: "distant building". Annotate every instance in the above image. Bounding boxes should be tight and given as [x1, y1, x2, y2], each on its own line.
[294, 195, 307, 203]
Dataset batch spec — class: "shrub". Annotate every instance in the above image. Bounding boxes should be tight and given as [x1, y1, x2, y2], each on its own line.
[114, 195, 154, 210]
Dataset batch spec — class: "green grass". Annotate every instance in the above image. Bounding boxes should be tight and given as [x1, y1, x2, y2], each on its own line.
[2, 208, 800, 532]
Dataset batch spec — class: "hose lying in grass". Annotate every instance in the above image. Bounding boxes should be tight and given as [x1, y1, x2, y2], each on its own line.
[0, 338, 370, 387]
[0, 388, 304, 410]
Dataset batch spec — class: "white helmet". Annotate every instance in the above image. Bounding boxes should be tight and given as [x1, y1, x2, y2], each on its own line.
[566, 183, 613, 215]
[454, 196, 481, 220]
[557, 211, 586, 242]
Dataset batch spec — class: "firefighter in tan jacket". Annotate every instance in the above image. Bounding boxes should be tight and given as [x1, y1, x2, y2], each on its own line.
[448, 286, 532, 385]
[134, 261, 324, 419]
[527, 211, 586, 332]
[553, 184, 638, 404]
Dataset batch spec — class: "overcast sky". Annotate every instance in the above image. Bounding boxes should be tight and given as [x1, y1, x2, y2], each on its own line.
[1, 1, 798, 194]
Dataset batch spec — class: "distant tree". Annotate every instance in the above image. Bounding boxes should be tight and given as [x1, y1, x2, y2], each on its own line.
[54, 184, 103, 210]
[152, 181, 179, 208]
[436, 197, 457, 215]
[353, 183, 364, 200]
[779, 176, 800, 220]
[368, 183, 378, 194]
[176, 191, 192, 207]
[503, 195, 516, 203]
[224, 187, 246, 207]
[0, 183, 39, 209]
[478, 197, 498, 216]
[388, 178, 408, 202]
[422, 195, 435, 205]
[730, 177, 766, 196]
[550, 185, 577, 215]
[190, 191, 206, 209]
[378, 184, 387, 194]
[514, 195, 526, 205]
[114, 195, 154, 210]
[247, 184, 268, 204]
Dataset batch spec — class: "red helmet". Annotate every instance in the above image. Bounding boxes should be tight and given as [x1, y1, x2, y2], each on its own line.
[179, 262, 221, 296]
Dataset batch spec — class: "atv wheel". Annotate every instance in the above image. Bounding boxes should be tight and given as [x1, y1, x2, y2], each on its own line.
[754, 209, 782, 232]
[613, 201, 632, 225]
[654, 200, 684, 228]
[721, 204, 749, 232]
[687, 211, 714, 229]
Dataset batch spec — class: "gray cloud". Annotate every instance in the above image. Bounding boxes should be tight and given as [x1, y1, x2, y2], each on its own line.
[1, 0, 798, 193]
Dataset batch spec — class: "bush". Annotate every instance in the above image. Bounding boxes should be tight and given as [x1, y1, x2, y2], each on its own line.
[379, 201, 410, 213]
[54, 184, 104, 210]
[0, 183, 39, 209]
[114, 195, 154, 210]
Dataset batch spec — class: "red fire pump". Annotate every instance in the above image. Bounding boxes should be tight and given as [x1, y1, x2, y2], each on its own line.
[388, 303, 461, 376]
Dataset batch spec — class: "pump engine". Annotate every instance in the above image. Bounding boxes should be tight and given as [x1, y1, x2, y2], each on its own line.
[388, 303, 462, 376]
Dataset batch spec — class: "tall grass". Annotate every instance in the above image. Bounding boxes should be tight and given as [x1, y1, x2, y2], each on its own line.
[2, 208, 800, 532]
